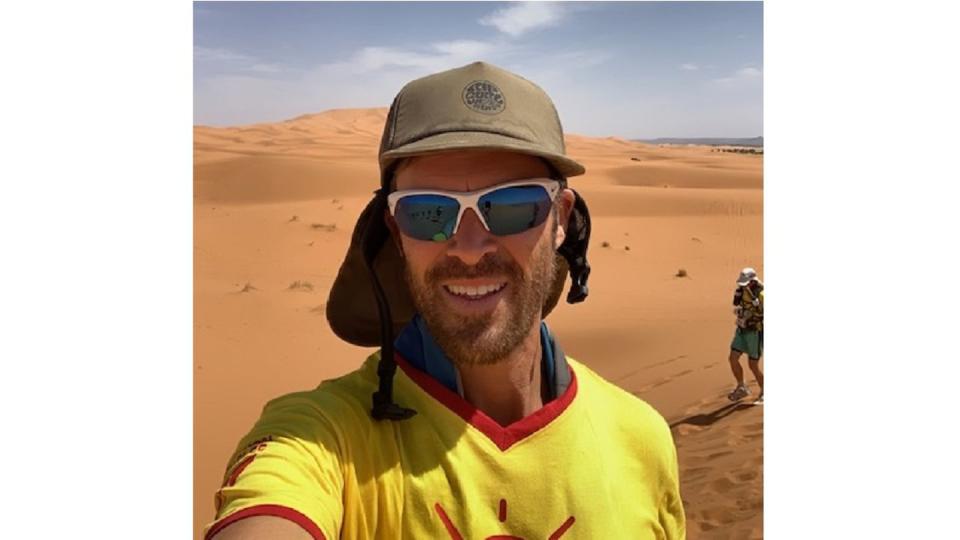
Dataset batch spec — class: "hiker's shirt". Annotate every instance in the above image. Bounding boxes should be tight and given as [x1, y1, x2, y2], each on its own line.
[206, 317, 686, 539]
[733, 285, 765, 332]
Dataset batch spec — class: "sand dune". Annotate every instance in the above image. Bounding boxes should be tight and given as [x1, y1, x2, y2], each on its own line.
[194, 108, 763, 539]
[194, 156, 379, 204]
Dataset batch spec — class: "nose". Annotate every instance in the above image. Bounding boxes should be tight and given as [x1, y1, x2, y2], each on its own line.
[445, 209, 496, 266]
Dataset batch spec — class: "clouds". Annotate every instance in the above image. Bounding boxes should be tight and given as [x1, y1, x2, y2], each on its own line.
[547, 49, 612, 70]
[712, 66, 763, 86]
[194, 1, 604, 125]
[330, 1, 588, 77]
[328, 1, 571, 76]
[193, 2, 761, 135]
[195, 38, 511, 126]
[194, 46, 283, 75]
[344, 40, 505, 74]
[194, 46, 252, 63]
[479, 2, 568, 37]
[432, 40, 497, 58]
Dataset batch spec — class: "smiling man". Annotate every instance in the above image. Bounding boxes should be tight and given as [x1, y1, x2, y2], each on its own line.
[206, 62, 686, 539]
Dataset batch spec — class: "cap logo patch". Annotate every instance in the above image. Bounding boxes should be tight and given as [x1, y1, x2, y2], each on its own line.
[462, 80, 505, 114]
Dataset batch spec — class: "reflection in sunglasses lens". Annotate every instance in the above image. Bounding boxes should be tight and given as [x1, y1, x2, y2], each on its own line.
[480, 186, 551, 236]
[396, 185, 551, 241]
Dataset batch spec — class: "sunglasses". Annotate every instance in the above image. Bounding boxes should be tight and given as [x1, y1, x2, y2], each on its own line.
[387, 179, 561, 242]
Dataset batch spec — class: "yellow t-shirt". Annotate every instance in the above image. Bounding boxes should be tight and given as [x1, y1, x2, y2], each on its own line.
[206, 353, 685, 539]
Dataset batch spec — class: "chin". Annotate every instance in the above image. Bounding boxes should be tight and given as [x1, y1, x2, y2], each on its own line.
[447, 312, 533, 366]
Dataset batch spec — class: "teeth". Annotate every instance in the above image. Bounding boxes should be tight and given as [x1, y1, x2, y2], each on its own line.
[446, 283, 505, 298]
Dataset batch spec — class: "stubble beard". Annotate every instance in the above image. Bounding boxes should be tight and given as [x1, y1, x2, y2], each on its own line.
[404, 229, 557, 367]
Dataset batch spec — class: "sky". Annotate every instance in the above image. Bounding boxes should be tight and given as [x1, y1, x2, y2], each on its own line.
[194, 1, 762, 138]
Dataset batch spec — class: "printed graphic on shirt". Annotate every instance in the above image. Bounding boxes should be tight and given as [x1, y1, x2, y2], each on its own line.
[435, 499, 575, 540]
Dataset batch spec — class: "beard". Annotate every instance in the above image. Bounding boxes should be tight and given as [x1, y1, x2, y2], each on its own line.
[404, 229, 557, 367]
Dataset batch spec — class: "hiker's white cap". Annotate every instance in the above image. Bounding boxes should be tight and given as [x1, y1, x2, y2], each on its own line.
[737, 267, 758, 286]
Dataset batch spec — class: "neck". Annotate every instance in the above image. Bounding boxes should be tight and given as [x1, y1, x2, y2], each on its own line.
[456, 322, 544, 427]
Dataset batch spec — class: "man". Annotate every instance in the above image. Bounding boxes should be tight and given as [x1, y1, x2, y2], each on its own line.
[727, 267, 764, 403]
[206, 62, 685, 539]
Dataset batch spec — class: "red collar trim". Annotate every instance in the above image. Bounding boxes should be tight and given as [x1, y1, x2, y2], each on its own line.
[394, 352, 579, 452]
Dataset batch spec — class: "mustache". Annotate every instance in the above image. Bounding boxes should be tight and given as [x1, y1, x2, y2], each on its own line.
[426, 252, 524, 285]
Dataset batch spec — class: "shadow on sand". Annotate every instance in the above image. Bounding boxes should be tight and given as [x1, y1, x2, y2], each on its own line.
[669, 401, 754, 430]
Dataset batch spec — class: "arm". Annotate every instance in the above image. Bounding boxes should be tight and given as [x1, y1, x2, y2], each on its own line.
[210, 515, 315, 540]
[658, 442, 687, 539]
[204, 394, 346, 540]
[652, 412, 686, 539]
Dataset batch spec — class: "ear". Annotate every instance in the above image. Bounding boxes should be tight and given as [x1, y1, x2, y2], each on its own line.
[554, 188, 575, 250]
[384, 209, 405, 256]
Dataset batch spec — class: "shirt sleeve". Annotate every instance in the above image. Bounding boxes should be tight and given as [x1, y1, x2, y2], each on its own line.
[658, 436, 687, 540]
[204, 393, 345, 540]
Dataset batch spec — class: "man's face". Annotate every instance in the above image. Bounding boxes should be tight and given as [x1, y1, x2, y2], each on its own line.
[389, 150, 575, 366]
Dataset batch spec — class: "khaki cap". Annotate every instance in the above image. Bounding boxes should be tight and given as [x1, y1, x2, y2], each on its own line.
[378, 61, 585, 184]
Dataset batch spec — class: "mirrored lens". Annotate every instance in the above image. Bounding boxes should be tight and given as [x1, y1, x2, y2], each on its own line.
[479, 185, 552, 236]
[394, 194, 460, 242]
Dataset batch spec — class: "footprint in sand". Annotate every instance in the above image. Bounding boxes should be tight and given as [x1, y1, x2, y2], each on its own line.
[673, 424, 707, 437]
[635, 369, 695, 393]
[614, 355, 689, 385]
[682, 465, 713, 478]
[706, 475, 738, 495]
[706, 449, 734, 460]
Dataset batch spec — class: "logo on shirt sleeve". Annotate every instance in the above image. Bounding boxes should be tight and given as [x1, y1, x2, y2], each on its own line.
[214, 435, 274, 513]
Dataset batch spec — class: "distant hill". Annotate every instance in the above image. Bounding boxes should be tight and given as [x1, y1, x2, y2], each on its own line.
[635, 136, 763, 147]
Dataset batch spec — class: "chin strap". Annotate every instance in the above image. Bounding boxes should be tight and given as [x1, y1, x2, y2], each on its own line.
[558, 189, 592, 303]
[363, 190, 417, 421]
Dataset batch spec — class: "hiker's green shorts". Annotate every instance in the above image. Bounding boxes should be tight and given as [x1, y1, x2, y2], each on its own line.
[731, 328, 763, 360]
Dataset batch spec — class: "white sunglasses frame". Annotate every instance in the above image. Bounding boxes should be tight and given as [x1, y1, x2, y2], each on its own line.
[386, 178, 561, 239]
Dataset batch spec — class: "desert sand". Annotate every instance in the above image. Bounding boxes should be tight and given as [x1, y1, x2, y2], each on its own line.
[194, 108, 764, 539]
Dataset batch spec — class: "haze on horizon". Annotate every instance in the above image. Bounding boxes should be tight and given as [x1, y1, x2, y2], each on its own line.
[194, 1, 762, 139]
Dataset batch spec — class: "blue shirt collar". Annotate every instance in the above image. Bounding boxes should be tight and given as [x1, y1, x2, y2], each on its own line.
[394, 314, 563, 399]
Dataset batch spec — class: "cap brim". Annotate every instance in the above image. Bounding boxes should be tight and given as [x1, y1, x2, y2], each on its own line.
[381, 131, 586, 180]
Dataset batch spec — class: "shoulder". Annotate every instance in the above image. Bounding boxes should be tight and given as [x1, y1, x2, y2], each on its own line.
[232, 354, 382, 459]
[268, 354, 377, 415]
[567, 357, 674, 446]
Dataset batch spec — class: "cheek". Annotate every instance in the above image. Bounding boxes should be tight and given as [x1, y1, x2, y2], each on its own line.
[400, 224, 549, 274]
[399, 236, 445, 276]
[501, 224, 550, 267]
